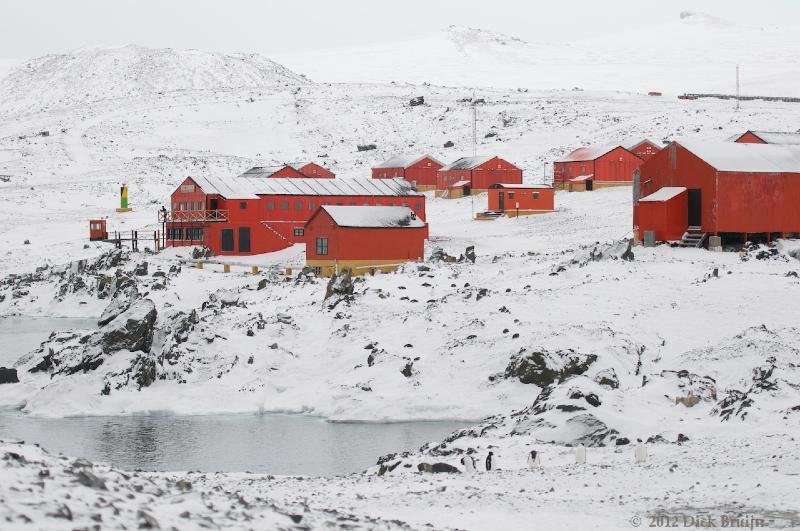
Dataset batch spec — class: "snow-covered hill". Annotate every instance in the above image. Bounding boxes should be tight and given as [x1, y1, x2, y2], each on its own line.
[0, 45, 310, 116]
[274, 12, 800, 96]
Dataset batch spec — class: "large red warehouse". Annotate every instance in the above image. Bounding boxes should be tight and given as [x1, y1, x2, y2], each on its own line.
[298, 162, 335, 179]
[304, 205, 428, 276]
[732, 131, 800, 145]
[627, 139, 662, 161]
[371, 155, 443, 191]
[165, 172, 425, 256]
[485, 184, 555, 217]
[436, 156, 522, 198]
[634, 140, 800, 244]
[554, 144, 643, 191]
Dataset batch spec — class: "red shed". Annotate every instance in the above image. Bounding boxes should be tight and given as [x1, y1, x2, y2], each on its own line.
[635, 140, 800, 243]
[486, 184, 555, 217]
[636, 187, 688, 241]
[165, 172, 424, 256]
[627, 139, 662, 161]
[299, 162, 335, 179]
[89, 219, 108, 241]
[732, 131, 800, 145]
[436, 156, 522, 198]
[304, 205, 428, 276]
[371, 155, 443, 191]
[554, 144, 643, 191]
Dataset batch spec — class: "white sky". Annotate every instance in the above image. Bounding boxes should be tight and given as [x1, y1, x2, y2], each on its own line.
[0, 0, 797, 59]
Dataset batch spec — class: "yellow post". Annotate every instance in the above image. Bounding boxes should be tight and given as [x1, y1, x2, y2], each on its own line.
[115, 184, 133, 213]
[196, 261, 203, 269]
[223, 264, 231, 273]
[251, 265, 259, 275]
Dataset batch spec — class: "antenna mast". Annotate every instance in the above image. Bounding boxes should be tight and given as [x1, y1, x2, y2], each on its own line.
[736, 64, 740, 111]
[472, 90, 477, 157]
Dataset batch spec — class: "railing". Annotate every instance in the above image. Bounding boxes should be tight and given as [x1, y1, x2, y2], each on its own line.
[159, 209, 229, 223]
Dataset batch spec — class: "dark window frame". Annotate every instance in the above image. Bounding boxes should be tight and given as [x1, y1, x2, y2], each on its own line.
[316, 237, 328, 255]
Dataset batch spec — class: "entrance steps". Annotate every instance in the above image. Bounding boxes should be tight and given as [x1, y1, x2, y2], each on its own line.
[677, 227, 707, 248]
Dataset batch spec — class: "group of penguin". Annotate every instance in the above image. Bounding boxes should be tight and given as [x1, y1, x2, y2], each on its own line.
[458, 439, 648, 473]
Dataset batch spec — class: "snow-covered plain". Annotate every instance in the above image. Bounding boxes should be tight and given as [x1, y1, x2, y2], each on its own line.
[1, 17, 800, 529]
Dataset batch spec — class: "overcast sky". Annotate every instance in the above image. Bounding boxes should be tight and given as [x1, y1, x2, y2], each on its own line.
[0, 0, 798, 59]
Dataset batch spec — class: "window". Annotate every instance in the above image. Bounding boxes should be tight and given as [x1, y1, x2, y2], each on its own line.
[349, 202, 356, 206]
[240, 202, 247, 209]
[293, 228, 304, 237]
[295, 201, 303, 210]
[280, 201, 289, 210]
[308, 202, 316, 210]
[181, 202, 187, 211]
[336, 202, 343, 206]
[533, 192, 540, 200]
[267, 201, 275, 210]
[168, 228, 184, 240]
[316, 237, 328, 255]
[172, 203, 177, 211]
[402, 202, 408, 207]
[508, 192, 515, 199]
[415, 203, 422, 211]
[363, 202, 370, 206]
[180, 184, 196, 193]
[311, 266, 322, 275]
[186, 227, 203, 241]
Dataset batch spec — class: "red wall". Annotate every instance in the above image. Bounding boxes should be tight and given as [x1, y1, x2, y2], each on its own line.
[593, 147, 643, 183]
[372, 157, 442, 187]
[268, 166, 307, 178]
[637, 191, 688, 241]
[630, 141, 661, 161]
[170, 177, 208, 214]
[437, 157, 522, 190]
[305, 209, 427, 262]
[488, 187, 554, 211]
[299, 163, 335, 179]
[553, 160, 593, 185]
[734, 132, 767, 144]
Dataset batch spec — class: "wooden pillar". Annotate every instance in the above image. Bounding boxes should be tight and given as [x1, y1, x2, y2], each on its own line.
[223, 264, 231, 273]
[196, 261, 203, 269]
[251, 265, 259, 275]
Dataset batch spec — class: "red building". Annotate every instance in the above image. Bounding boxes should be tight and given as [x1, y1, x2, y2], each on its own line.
[732, 131, 800, 145]
[634, 140, 800, 243]
[371, 155, 443, 191]
[304, 205, 428, 276]
[636, 187, 688, 241]
[299, 162, 335, 179]
[485, 184, 555, 217]
[165, 173, 425, 256]
[627, 139, 661, 161]
[554, 144, 643, 191]
[436, 156, 522, 198]
[245, 165, 307, 179]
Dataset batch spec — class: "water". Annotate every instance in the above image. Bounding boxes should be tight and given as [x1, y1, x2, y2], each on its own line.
[0, 412, 465, 476]
[0, 316, 97, 367]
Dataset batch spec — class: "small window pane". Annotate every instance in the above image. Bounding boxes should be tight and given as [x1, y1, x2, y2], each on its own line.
[281, 201, 289, 210]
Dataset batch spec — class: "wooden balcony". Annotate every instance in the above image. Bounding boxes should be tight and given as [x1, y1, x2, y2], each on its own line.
[159, 209, 229, 223]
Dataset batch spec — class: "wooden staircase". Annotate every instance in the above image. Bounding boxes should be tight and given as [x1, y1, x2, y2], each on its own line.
[677, 226, 707, 248]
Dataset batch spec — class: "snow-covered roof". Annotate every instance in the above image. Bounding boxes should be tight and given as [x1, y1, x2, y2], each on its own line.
[373, 154, 442, 169]
[627, 138, 660, 150]
[639, 186, 687, 202]
[440, 155, 494, 171]
[490, 183, 551, 189]
[238, 175, 423, 197]
[742, 131, 800, 145]
[450, 180, 471, 188]
[556, 143, 623, 163]
[677, 140, 800, 173]
[241, 165, 302, 178]
[569, 175, 593, 182]
[320, 205, 425, 228]
[188, 175, 259, 199]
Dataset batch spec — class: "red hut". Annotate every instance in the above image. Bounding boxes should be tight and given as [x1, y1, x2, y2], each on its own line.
[732, 131, 800, 145]
[554, 144, 643, 191]
[299, 162, 335, 179]
[436, 156, 522, 198]
[371, 155, 443, 191]
[304, 205, 428, 276]
[247, 165, 307, 179]
[636, 187, 688, 242]
[89, 219, 108, 241]
[484, 184, 555, 218]
[165, 172, 424, 256]
[627, 139, 662, 161]
[634, 140, 800, 244]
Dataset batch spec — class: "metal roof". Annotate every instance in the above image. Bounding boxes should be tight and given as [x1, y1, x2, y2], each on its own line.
[626, 138, 660, 151]
[439, 155, 495, 171]
[241, 164, 303, 178]
[188, 174, 259, 199]
[237, 174, 423, 197]
[320, 205, 425, 228]
[556, 143, 624, 163]
[676, 140, 800, 173]
[744, 131, 800, 145]
[373, 154, 443, 169]
[639, 187, 687, 202]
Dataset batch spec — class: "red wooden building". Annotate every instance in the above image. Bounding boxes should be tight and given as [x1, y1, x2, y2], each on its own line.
[247, 165, 307, 179]
[636, 187, 688, 242]
[634, 140, 800, 243]
[554, 144, 643, 191]
[304, 205, 428, 276]
[371, 155, 443, 191]
[485, 184, 555, 217]
[165, 172, 425, 256]
[732, 131, 800, 145]
[299, 162, 335, 179]
[436, 156, 522, 198]
[627, 139, 661, 161]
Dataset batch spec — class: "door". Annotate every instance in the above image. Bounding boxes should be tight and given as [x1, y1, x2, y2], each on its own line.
[209, 198, 218, 212]
[238, 227, 251, 253]
[586, 179, 594, 191]
[498, 192, 505, 211]
[221, 229, 234, 252]
[687, 189, 702, 227]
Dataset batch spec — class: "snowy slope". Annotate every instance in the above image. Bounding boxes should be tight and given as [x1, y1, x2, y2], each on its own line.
[274, 13, 800, 96]
[0, 45, 310, 116]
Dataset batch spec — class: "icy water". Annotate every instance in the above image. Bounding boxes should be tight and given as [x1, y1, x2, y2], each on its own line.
[0, 413, 465, 476]
[0, 316, 97, 367]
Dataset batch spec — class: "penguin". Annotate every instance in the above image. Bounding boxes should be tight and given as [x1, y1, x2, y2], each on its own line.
[485, 451, 494, 472]
[460, 455, 476, 475]
[527, 450, 541, 470]
[575, 444, 586, 464]
[634, 438, 647, 464]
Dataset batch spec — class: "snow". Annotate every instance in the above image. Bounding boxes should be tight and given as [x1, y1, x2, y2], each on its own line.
[240, 176, 423, 197]
[744, 131, 800, 145]
[450, 180, 471, 188]
[676, 140, 800, 172]
[569, 175, 593, 182]
[639, 187, 686, 202]
[373, 154, 442, 169]
[321, 205, 425, 228]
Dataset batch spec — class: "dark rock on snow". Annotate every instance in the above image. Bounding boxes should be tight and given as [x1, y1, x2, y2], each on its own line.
[418, 462, 460, 473]
[0, 367, 19, 384]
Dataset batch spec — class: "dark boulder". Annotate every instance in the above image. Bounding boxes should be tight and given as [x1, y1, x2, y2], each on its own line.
[134, 262, 148, 276]
[100, 299, 157, 353]
[409, 96, 425, 107]
[594, 368, 619, 389]
[357, 144, 377, 152]
[463, 246, 476, 263]
[444, 140, 455, 148]
[417, 462, 460, 473]
[615, 437, 630, 445]
[0, 367, 19, 384]
[584, 393, 601, 407]
[505, 349, 597, 387]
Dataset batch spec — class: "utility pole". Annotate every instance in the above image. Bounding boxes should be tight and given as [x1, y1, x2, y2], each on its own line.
[472, 90, 477, 157]
[736, 64, 740, 111]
